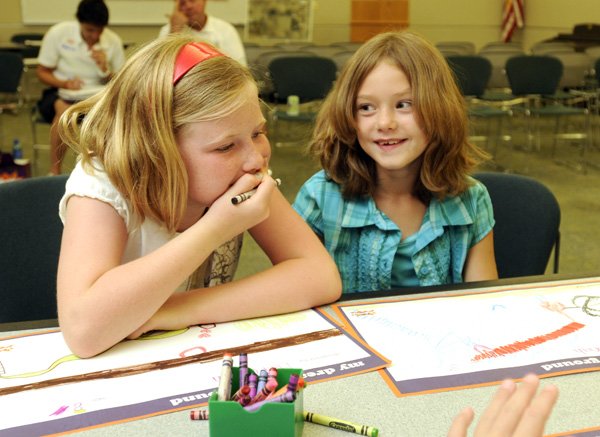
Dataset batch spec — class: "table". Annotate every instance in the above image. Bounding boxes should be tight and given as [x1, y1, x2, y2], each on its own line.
[2, 274, 600, 436]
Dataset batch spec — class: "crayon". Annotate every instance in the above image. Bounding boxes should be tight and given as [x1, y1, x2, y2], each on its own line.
[268, 376, 305, 399]
[267, 367, 278, 386]
[304, 411, 379, 437]
[239, 353, 248, 386]
[248, 372, 258, 399]
[286, 373, 300, 395]
[256, 368, 268, 393]
[247, 378, 277, 405]
[231, 178, 282, 204]
[243, 388, 296, 412]
[190, 409, 209, 420]
[231, 384, 250, 403]
[217, 353, 233, 401]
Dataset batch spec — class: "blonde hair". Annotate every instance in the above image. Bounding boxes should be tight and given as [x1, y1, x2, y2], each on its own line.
[59, 34, 255, 232]
[310, 30, 488, 201]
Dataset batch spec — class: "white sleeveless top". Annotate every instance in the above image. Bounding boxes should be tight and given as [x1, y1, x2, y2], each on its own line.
[59, 160, 242, 291]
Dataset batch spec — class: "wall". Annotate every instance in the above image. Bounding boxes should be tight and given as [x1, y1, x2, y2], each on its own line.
[1, 0, 599, 49]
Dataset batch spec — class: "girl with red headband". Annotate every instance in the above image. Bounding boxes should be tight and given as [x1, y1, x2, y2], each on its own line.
[56, 35, 341, 357]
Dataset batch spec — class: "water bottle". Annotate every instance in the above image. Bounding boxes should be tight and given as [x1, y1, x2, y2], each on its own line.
[12, 138, 23, 160]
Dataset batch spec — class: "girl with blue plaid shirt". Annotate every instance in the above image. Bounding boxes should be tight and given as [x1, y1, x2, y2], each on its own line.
[293, 31, 498, 293]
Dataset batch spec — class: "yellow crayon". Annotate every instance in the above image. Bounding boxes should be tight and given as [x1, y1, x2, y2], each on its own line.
[304, 411, 378, 437]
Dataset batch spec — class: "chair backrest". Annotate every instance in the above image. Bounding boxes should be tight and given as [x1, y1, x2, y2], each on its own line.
[331, 50, 355, 72]
[474, 172, 560, 278]
[446, 55, 492, 97]
[546, 51, 593, 89]
[10, 32, 44, 45]
[0, 175, 68, 323]
[252, 49, 315, 98]
[268, 56, 337, 102]
[505, 55, 563, 95]
[0, 52, 24, 94]
[480, 41, 523, 53]
[435, 41, 476, 55]
[530, 41, 574, 55]
[479, 50, 524, 89]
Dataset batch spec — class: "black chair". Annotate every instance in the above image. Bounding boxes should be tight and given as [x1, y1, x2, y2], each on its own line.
[267, 56, 337, 147]
[10, 32, 44, 59]
[505, 55, 590, 168]
[446, 55, 512, 157]
[0, 52, 24, 111]
[0, 174, 68, 323]
[475, 172, 560, 279]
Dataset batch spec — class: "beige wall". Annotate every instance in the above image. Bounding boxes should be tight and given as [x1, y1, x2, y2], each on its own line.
[1, 0, 599, 49]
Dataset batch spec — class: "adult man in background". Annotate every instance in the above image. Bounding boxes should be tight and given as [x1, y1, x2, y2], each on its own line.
[36, 0, 125, 175]
[159, 0, 246, 66]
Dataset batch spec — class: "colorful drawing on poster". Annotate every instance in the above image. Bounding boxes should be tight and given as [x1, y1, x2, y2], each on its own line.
[332, 281, 600, 396]
[0, 309, 388, 436]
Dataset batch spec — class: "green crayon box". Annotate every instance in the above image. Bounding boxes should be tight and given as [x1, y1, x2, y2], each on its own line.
[208, 367, 304, 437]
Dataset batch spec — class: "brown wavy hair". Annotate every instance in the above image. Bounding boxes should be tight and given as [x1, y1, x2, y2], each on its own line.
[309, 30, 488, 201]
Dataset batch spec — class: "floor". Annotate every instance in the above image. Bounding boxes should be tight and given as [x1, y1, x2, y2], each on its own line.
[2, 80, 600, 281]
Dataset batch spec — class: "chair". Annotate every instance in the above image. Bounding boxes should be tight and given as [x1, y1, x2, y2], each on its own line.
[251, 49, 315, 100]
[545, 50, 593, 90]
[530, 41, 574, 55]
[505, 55, 590, 167]
[331, 50, 355, 72]
[0, 52, 25, 149]
[10, 32, 44, 59]
[329, 41, 363, 52]
[267, 56, 337, 147]
[480, 41, 523, 52]
[446, 55, 512, 157]
[479, 49, 525, 89]
[0, 174, 68, 323]
[435, 41, 476, 55]
[0, 52, 24, 111]
[474, 172, 560, 278]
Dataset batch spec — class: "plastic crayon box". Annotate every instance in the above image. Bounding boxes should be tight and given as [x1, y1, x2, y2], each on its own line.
[208, 367, 304, 437]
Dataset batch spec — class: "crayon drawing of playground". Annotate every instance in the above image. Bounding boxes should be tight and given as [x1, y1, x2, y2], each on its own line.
[334, 281, 600, 395]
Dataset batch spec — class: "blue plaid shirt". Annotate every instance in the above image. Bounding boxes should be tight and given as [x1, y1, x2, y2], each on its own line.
[293, 170, 495, 293]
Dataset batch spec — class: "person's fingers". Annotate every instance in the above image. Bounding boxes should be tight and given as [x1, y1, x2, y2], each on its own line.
[473, 378, 516, 435]
[513, 384, 559, 437]
[489, 374, 540, 436]
[447, 406, 474, 437]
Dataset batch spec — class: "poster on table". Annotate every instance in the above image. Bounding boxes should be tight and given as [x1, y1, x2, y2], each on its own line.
[331, 280, 600, 396]
[0, 309, 388, 436]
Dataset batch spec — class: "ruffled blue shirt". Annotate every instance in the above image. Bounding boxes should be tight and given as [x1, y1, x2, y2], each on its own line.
[292, 170, 495, 293]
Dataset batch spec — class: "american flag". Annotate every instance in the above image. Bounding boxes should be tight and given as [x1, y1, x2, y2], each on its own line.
[501, 0, 524, 43]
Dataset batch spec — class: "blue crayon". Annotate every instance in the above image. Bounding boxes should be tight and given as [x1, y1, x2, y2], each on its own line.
[248, 372, 258, 399]
[256, 369, 268, 393]
[243, 388, 296, 412]
[239, 353, 248, 386]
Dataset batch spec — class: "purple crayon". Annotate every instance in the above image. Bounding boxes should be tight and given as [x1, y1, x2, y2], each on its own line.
[248, 373, 258, 399]
[239, 353, 248, 386]
[243, 388, 296, 412]
[286, 373, 300, 395]
[190, 409, 209, 420]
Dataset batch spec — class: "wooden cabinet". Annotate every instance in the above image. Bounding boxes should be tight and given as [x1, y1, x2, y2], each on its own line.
[351, 0, 409, 42]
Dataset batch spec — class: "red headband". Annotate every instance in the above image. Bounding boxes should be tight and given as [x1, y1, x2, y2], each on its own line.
[173, 42, 224, 85]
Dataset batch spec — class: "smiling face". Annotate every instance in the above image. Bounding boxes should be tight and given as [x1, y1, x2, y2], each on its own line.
[176, 83, 270, 216]
[354, 60, 429, 179]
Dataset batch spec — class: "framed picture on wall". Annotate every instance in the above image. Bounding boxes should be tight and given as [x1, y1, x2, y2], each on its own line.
[246, 0, 313, 41]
